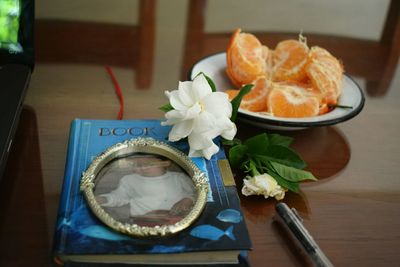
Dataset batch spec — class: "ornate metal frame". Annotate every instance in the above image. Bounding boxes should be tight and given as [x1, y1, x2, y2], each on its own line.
[80, 137, 208, 237]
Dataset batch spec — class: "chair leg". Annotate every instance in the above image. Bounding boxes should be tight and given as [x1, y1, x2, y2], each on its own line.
[136, 0, 156, 89]
[367, 0, 400, 96]
[181, 0, 207, 80]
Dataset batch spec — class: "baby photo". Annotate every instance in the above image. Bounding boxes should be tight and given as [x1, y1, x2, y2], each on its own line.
[94, 153, 196, 226]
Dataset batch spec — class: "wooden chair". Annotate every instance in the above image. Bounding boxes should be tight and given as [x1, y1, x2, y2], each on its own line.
[182, 0, 399, 96]
[36, 0, 156, 89]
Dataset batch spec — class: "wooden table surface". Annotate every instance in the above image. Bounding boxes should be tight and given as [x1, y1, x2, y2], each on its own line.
[1, 1, 399, 266]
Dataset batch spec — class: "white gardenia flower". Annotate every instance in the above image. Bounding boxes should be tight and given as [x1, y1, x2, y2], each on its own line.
[242, 173, 286, 200]
[161, 74, 236, 160]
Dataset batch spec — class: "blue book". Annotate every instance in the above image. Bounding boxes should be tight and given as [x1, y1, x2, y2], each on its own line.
[52, 119, 251, 266]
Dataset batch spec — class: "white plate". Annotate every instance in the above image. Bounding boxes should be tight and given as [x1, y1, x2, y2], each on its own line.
[189, 52, 365, 130]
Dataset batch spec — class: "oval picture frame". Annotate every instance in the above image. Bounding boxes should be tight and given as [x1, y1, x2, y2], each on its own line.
[80, 137, 208, 237]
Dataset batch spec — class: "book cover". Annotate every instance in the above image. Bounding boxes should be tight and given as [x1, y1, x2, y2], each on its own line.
[52, 119, 251, 266]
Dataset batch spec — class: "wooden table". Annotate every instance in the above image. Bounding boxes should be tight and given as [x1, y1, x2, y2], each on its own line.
[1, 1, 399, 266]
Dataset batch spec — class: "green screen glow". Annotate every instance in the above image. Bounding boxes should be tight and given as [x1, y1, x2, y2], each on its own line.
[0, 0, 22, 53]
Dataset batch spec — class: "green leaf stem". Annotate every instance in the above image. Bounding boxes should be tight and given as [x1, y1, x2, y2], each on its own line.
[230, 84, 253, 122]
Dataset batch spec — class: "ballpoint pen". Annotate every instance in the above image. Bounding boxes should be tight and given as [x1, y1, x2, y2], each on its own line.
[275, 202, 334, 267]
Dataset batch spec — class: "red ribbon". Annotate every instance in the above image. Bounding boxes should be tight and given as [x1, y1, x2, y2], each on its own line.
[105, 66, 124, 120]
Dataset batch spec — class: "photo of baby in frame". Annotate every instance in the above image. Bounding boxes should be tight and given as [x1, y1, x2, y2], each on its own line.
[94, 152, 196, 227]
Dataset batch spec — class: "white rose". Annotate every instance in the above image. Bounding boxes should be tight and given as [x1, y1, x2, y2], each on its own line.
[241, 173, 286, 200]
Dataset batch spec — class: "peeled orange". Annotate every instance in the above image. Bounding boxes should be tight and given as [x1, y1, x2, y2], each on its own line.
[226, 28, 266, 87]
[305, 46, 343, 106]
[225, 29, 344, 118]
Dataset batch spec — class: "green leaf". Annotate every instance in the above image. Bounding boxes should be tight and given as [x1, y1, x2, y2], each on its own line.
[230, 84, 253, 122]
[270, 161, 317, 182]
[243, 133, 270, 155]
[268, 133, 294, 147]
[228, 144, 248, 168]
[268, 170, 300, 193]
[263, 145, 306, 169]
[204, 74, 217, 92]
[222, 137, 242, 147]
[194, 72, 216, 92]
[159, 103, 174, 112]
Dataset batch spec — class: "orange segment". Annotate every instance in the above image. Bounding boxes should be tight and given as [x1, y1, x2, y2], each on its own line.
[272, 39, 309, 82]
[305, 46, 344, 105]
[225, 76, 272, 112]
[226, 28, 266, 87]
[262, 45, 274, 80]
[267, 82, 320, 118]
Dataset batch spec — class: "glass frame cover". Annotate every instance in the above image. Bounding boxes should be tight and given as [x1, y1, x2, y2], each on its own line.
[80, 137, 208, 238]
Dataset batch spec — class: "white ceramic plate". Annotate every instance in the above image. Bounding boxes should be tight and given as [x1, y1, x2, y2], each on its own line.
[189, 52, 365, 130]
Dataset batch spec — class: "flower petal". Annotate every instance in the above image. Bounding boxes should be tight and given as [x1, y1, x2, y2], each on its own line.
[168, 90, 188, 110]
[187, 149, 203, 158]
[202, 92, 232, 118]
[165, 109, 185, 119]
[192, 111, 217, 134]
[192, 74, 212, 101]
[216, 116, 237, 140]
[188, 131, 220, 160]
[200, 142, 220, 160]
[184, 102, 202, 120]
[188, 131, 213, 149]
[163, 103, 201, 125]
[168, 120, 194, 141]
[178, 81, 195, 106]
[188, 136, 219, 160]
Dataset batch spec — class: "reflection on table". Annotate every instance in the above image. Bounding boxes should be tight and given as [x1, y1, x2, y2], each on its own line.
[0, 106, 50, 266]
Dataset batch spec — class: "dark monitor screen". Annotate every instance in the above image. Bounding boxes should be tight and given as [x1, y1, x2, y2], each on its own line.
[0, 0, 34, 68]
